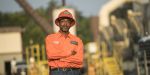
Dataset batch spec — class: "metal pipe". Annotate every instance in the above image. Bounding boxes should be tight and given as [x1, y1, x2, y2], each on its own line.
[144, 50, 149, 75]
[62, 0, 66, 6]
[99, 0, 133, 30]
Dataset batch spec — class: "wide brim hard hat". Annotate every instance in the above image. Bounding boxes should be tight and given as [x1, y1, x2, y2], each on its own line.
[55, 10, 76, 26]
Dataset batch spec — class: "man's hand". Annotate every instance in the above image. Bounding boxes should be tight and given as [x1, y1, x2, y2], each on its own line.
[71, 50, 76, 55]
[59, 50, 76, 62]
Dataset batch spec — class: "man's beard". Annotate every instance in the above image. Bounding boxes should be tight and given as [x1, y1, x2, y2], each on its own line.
[60, 26, 70, 32]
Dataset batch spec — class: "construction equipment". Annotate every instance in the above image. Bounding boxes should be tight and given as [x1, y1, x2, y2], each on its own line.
[137, 36, 150, 75]
[25, 44, 48, 75]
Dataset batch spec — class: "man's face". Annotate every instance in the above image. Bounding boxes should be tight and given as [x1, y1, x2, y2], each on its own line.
[59, 18, 72, 33]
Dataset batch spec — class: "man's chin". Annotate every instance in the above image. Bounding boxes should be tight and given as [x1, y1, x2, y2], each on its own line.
[62, 29, 69, 31]
[62, 30, 69, 33]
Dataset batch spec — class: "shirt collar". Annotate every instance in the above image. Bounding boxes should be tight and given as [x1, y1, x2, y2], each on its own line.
[57, 31, 72, 38]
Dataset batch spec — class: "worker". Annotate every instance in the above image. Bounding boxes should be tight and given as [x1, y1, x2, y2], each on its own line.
[45, 9, 84, 75]
[11, 57, 17, 75]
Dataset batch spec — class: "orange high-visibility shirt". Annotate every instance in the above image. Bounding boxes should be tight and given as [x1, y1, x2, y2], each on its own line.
[45, 32, 83, 68]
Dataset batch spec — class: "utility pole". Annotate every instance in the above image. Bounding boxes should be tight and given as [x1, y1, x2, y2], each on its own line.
[62, 0, 66, 6]
[15, 0, 53, 34]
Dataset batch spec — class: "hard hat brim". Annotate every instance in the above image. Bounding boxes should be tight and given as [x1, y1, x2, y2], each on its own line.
[55, 17, 75, 26]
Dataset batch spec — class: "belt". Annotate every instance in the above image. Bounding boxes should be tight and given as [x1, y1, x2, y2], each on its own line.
[51, 68, 80, 71]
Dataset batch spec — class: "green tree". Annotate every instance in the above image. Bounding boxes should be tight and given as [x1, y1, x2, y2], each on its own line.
[76, 11, 93, 44]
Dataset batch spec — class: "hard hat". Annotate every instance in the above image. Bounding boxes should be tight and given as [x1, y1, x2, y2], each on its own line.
[55, 10, 75, 26]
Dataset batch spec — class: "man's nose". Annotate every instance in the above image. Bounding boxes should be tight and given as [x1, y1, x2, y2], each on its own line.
[62, 22, 70, 26]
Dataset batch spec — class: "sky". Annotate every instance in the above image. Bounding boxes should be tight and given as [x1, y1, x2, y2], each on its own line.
[0, 0, 108, 17]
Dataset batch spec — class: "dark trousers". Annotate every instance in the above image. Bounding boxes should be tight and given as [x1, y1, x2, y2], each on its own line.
[50, 68, 81, 75]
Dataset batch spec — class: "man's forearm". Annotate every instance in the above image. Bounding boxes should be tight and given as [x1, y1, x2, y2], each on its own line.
[48, 53, 73, 61]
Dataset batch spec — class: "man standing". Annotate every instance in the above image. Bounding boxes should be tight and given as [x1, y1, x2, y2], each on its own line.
[45, 10, 83, 75]
[11, 57, 17, 75]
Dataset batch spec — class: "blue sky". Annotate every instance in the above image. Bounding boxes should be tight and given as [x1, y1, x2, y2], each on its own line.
[0, 0, 108, 17]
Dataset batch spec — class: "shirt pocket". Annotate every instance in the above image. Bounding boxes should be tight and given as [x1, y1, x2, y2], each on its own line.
[69, 41, 78, 50]
[51, 41, 60, 49]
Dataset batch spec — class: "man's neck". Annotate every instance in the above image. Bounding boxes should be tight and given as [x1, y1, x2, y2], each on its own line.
[59, 30, 69, 38]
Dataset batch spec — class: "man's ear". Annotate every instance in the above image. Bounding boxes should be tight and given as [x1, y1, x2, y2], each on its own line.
[57, 22, 61, 26]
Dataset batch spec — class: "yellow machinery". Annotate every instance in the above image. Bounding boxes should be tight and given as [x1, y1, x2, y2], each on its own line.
[101, 41, 124, 75]
[86, 42, 102, 75]
[25, 44, 48, 75]
[86, 41, 124, 75]
[86, 7, 143, 75]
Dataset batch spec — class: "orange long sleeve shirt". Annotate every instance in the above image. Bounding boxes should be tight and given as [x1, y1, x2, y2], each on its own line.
[45, 32, 83, 68]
